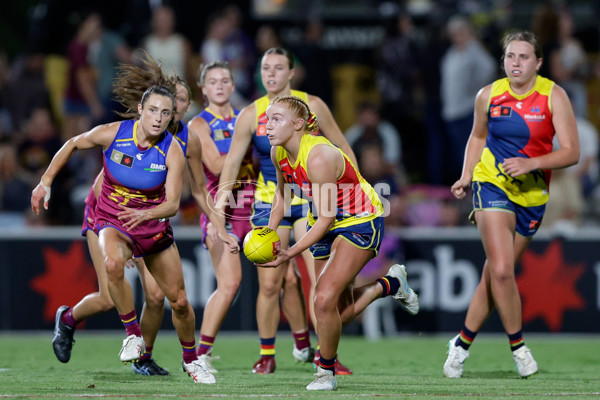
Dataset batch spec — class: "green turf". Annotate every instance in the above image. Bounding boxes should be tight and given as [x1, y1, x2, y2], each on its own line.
[0, 332, 598, 399]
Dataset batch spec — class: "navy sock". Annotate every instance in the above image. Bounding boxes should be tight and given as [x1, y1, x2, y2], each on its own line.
[508, 330, 525, 351]
[376, 276, 400, 297]
[318, 354, 336, 375]
[456, 326, 477, 351]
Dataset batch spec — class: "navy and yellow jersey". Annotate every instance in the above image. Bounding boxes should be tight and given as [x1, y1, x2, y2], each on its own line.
[253, 90, 309, 205]
[194, 107, 254, 192]
[97, 119, 174, 235]
[171, 120, 189, 157]
[473, 76, 556, 207]
[275, 134, 384, 230]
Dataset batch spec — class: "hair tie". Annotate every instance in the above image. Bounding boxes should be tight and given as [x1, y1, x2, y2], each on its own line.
[306, 112, 318, 131]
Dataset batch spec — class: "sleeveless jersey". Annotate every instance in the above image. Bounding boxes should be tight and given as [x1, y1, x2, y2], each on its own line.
[473, 76, 556, 207]
[194, 107, 255, 197]
[97, 119, 174, 235]
[253, 90, 309, 205]
[171, 120, 189, 157]
[275, 134, 384, 230]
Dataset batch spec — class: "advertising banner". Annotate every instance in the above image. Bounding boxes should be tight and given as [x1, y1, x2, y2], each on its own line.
[1, 227, 598, 333]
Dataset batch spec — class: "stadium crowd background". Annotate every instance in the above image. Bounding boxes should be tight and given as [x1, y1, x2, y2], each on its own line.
[1, 0, 600, 231]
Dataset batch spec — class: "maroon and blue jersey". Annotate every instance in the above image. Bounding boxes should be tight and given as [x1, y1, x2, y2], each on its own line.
[194, 107, 254, 196]
[171, 120, 189, 157]
[96, 119, 174, 237]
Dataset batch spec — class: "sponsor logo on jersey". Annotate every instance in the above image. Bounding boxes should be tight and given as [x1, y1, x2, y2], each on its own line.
[145, 163, 166, 172]
[116, 142, 132, 147]
[214, 129, 232, 141]
[491, 106, 512, 117]
[524, 114, 546, 121]
[110, 149, 134, 168]
[256, 125, 267, 136]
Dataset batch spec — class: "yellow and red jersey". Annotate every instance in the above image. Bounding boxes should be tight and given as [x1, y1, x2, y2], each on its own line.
[275, 134, 383, 230]
[473, 76, 556, 207]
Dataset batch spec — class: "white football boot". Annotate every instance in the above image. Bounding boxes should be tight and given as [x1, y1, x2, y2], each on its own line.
[443, 334, 469, 378]
[306, 367, 337, 391]
[512, 346, 539, 378]
[118, 335, 145, 364]
[387, 264, 420, 315]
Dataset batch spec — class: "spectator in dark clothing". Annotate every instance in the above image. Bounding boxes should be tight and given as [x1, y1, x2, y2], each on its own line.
[375, 13, 424, 181]
[293, 19, 333, 106]
[2, 52, 51, 133]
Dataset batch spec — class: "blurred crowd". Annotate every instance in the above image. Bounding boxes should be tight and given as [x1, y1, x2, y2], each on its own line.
[1, 1, 600, 232]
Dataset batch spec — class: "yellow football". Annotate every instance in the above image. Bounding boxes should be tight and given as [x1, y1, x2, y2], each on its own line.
[243, 227, 280, 263]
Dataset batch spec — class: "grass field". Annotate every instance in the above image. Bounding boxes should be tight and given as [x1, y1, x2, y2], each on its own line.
[0, 332, 598, 399]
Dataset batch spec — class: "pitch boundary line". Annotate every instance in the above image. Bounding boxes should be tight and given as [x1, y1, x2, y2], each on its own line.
[1, 393, 600, 398]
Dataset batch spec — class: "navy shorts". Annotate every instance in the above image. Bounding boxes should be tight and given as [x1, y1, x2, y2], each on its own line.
[309, 216, 384, 259]
[471, 181, 545, 238]
[251, 200, 308, 229]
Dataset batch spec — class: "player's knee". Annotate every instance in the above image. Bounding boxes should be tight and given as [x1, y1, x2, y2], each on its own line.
[221, 280, 241, 300]
[104, 256, 125, 282]
[168, 292, 190, 314]
[259, 279, 281, 298]
[145, 290, 165, 310]
[283, 268, 300, 288]
[489, 261, 515, 283]
[313, 290, 337, 317]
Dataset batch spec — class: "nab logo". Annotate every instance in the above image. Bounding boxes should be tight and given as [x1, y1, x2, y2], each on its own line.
[110, 149, 134, 168]
[491, 106, 512, 118]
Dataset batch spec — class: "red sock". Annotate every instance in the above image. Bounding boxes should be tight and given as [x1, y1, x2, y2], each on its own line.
[293, 330, 310, 350]
[140, 345, 153, 362]
[181, 340, 198, 364]
[118, 310, 142, 337]
[61, 308, 78, 328]
[197, 334, 215, 356]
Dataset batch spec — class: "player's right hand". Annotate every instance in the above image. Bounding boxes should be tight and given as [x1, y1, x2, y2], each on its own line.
[31, 182, 51, 215]
[451, 178, 471, 200]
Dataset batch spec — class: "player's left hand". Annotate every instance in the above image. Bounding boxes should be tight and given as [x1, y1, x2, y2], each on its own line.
[255, 244, 288, 268]
[219, 231, 240, 254]
[502, 157, 537, 177]
[117, 204, 149, 230]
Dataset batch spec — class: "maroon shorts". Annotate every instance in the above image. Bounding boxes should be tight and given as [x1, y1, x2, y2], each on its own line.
[96, 211, 174, 258]
[81, 203, 99, 237]
[200, 205, 252, 247]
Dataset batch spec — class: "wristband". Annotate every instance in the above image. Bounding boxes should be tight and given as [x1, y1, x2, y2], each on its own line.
[41, 183, 51, 202]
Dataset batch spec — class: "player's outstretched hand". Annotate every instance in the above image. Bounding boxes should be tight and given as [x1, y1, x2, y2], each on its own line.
[31, 181, 51, 215]
[255, 243, 286, 268]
